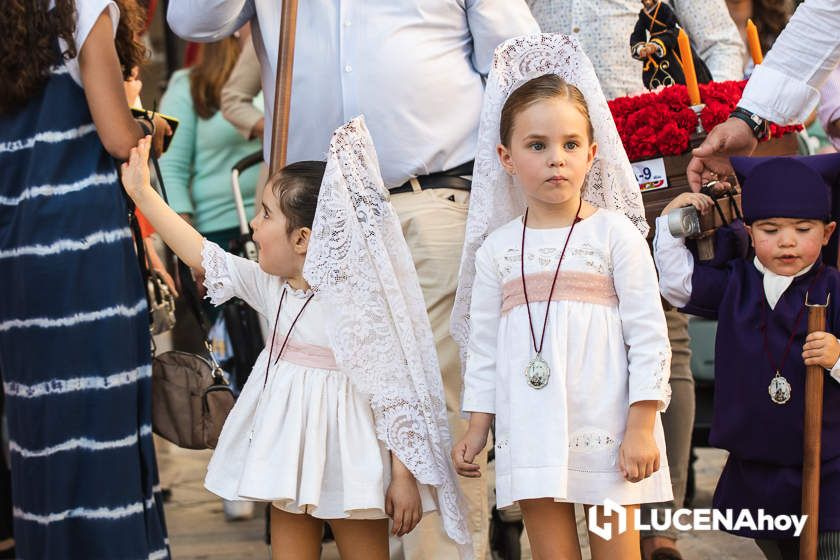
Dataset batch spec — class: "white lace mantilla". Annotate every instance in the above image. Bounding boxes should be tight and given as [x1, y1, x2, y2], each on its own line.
[303, 117, 472, 557]
[451, 33, 648, 374]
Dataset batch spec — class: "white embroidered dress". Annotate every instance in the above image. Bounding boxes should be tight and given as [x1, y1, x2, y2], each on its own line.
[462, 210, 673, 507]
[201, 241, 434, 518]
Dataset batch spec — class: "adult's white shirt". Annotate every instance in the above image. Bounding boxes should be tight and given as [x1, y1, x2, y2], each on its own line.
[526, 0, 745, 100]
[167, 0, 539, 187]
[739, 0, 840, 125]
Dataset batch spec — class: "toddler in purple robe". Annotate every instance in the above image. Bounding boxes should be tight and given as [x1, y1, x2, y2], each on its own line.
[653, 154, 840, 559]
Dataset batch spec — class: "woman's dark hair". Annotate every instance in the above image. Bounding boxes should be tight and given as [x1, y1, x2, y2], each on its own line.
[113, 0, 149, 80]
[0, 0, 147, 115]
[499, 74, 594, 147]
[189, 37, 241, 119]
[752, 0, 794, 54]
[269, 161, 327, 233]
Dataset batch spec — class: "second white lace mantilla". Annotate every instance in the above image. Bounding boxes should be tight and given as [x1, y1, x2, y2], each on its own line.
[303, 117, 472, 557]
[451, 33, 648, 374]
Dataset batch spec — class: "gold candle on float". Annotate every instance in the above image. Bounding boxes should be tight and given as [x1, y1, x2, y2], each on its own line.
[677, 28, 701, 106]
[746, 18, 764, 65]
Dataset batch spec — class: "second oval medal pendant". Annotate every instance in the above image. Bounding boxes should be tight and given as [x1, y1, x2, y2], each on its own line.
[525, 354, 551, 389]
[768, 371, 792, 405]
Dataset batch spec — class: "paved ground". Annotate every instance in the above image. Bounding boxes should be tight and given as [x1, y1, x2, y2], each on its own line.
[162, 444, 768, 559]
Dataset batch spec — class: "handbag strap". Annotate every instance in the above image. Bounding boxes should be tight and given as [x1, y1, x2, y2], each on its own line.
[131, 110, 218, 365]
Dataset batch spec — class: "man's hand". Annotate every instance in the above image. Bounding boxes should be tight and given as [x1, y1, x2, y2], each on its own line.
[802, 331, 840, 369]
[687, 117, 759, 192]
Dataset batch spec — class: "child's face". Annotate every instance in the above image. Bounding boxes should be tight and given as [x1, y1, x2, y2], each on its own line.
[747, 218, 836, 276]
[641, 0, 657, 10]
[250, 188, 309, 278]
[497, 97, 597, 210]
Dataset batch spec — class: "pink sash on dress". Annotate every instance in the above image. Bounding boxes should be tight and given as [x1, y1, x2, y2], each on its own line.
[501, 270, 618, 315]
[272, 337, 340, 370]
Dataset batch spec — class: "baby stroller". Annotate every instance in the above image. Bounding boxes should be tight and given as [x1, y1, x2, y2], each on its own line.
[220, 151, 266, 391]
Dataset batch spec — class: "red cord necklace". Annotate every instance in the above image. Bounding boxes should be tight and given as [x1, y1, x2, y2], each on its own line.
[520, 199, 582, 389]
[263, 285, 315, 389]
[761, 266, 823, 404]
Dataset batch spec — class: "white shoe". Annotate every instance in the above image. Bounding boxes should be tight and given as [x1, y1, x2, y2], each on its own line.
[223, 499, 255, 521]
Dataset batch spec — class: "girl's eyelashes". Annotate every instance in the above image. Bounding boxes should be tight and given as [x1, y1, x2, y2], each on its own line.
[261, 204, 271, 219]
[525, 140, 580, 151]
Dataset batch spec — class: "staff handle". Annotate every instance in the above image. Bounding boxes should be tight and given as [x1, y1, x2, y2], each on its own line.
[801, 301, 827, 560]
[268, 0, 299, 176]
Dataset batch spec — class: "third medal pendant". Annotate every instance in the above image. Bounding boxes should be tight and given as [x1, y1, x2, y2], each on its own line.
[525, 354, 550, 389]
[768, 371, 792, 404]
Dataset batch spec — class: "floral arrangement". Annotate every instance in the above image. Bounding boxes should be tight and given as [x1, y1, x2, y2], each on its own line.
[608, 80, 802, 162]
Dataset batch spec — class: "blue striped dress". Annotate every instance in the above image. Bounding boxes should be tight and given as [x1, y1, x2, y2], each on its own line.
[0, 52, 169, 558]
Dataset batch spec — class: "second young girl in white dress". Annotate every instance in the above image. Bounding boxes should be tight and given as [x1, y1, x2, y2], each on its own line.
[451, 34, 673, 560]
[121, 119, 471, 560]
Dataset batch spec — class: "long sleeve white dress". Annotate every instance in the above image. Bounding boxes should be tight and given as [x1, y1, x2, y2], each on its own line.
[201, 240, 434, 518]
[462, 210, 673, 507]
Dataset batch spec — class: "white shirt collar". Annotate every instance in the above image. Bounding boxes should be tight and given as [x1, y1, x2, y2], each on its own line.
[753, 257, 814, 310]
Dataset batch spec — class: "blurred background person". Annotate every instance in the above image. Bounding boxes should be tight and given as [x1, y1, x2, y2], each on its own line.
[725, 0, 795, 75]
[158, 29, 262, 315]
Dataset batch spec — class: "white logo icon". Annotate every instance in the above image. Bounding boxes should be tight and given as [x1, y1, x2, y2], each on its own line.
[587, 499, 627, 541]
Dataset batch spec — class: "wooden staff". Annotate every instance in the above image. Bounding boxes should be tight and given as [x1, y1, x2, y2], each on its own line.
[268, 0, 299, 176]
[801, 293, 830, 560]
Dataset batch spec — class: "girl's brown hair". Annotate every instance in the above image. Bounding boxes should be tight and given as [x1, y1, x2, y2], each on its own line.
[0, 0, 147, 115]
[189, 37, 242, 119]
[499, 74, 594, 147]
[269, 161, 327, 233]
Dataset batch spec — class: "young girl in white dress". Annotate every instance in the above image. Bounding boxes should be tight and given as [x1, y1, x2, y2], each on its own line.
[121, 118, 471, 559]
[450, 34, 673, 560]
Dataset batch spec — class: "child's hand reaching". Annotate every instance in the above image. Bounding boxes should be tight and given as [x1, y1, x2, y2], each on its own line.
[386, 456, 422, 537]
[619, 428, 661, 483]
[661, 192, 715, 217]
[121, 136, 153, 203]
[802, 331, 840, 369]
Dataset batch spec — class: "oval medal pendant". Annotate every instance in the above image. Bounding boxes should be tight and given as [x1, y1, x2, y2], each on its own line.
[525, 354, 550, 389]
[768, 371, 792, 405]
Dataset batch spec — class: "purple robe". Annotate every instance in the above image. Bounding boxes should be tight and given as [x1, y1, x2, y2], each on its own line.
[685, 252, 840, 539]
